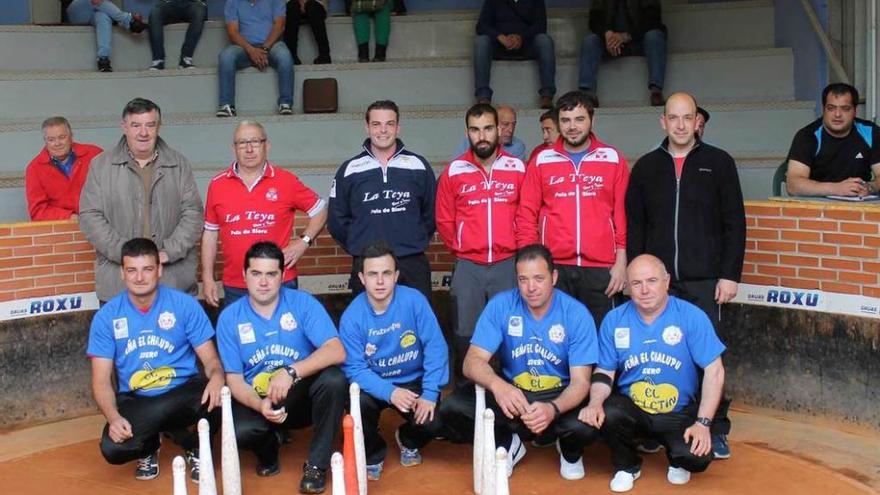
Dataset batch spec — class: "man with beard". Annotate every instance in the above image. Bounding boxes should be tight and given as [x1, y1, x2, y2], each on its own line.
[516, 90, 629, 329]
[436, 103, 527, 390]
[329, 100, 436, 299]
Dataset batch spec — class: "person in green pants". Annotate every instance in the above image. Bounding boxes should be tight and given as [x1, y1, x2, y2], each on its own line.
[353, 0, 392, 62]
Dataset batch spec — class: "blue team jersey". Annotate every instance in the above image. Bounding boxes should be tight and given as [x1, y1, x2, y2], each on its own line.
[216, 287, 339, 396]
[598, 296, 726, 414]
[471, 288, 598, 392]
[339, 285, 449, 403]
[87, 285, 214, 397]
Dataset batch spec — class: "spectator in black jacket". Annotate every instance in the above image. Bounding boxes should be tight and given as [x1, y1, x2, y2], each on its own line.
[474, 0, 556, 109]
[579, 0, 667, 107]
[625, 92, 745, 461]
[285, 0, 332, 65]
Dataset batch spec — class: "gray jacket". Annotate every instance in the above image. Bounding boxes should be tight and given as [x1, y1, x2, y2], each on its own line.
[79, 136, 204, 301]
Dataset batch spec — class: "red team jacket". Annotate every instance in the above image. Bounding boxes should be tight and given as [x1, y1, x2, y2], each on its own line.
[515, 135, 629, 267]
[25, 142, 103, 220]
[436, 149, 527, 264]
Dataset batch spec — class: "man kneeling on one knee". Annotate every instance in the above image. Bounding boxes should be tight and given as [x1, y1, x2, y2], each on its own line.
[339, 241, 449, 481]
[216, 241, 347, 494]
[579, 254, 726, 492]
[442, 244, 600, 480]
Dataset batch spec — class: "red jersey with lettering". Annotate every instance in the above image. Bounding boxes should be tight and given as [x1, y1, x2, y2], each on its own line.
[515, 135, 629, 267]
[205, 163, 324, 288]
[436, 149, 526, 264]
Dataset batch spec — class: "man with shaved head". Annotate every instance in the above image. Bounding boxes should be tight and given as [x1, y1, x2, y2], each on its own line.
[578, 254, 726, 492]
[624, 92, 743, 459]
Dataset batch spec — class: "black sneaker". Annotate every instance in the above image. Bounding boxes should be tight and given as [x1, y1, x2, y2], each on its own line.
[135, 450, 159, 480]
[185, 449, 199, 483]
[179, 57, 195, 69]
[97, 57, 112, 72]
[313, 54, 331, 65]
[149, 59, 165, 70]
[216, 104, 236, 117]
[129, 14, 147, 34]
[300, 462, 327, 494]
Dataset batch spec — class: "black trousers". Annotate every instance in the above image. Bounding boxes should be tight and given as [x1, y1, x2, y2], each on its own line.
[602, 394, 713, 473]
[349, 252, 432, 300]
[285, 0, 330, 58]
[360, 379, 443, 464]
[232, 367, 348, 469]
[669, 279, 732, 436]
[438, 386, 599, 462]
[555, 264, 619, 330]
[100, 376, 218, 464]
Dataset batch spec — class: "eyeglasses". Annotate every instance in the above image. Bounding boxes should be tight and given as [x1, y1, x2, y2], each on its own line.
[234, 138, 267, 149]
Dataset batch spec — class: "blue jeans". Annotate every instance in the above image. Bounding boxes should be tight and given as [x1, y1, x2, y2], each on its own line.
[578, 28, 667, 92]
[473, 33, 556, 100]
[67, 0, 132, 58]
[218, 42, 294, 108]
[148, 0, 207, 61]
[222, 279, 298, 308]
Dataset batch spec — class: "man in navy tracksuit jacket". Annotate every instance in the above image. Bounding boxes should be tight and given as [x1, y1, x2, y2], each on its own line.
[328, 100, 437, 299]
[339, 241, 449, 479]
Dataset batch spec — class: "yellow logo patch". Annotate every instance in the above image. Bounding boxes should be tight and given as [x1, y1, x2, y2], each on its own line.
[512, 370, 562, 392]
[129, 365, 176, 391]
[400, 330, 417, 349]
[629, 380, 679, 414]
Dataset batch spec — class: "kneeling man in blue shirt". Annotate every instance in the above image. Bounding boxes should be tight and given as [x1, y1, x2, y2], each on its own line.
[579, 254, 726, 492]
[339, 240, 449, 481]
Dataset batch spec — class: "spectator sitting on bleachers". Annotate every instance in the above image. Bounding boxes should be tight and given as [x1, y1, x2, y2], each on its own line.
[285, 0, 332, 65]
[473, 0, 556, 109]
[785, 83, 880, 198]
[528, 109, 559, 163]
[579, 0, 667, 107]
[352, 0, 392, 62]
[454, 104, 526, 162]
[696, 106, 710, 139]
[147, 0, 208, 70]
[66, 0, 147, 72]
[218, 0, 294, 117]
[25, 116, 102, 221]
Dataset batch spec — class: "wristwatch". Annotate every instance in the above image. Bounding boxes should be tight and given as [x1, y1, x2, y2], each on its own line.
[286, 365, 301, 384]
[695, 417, 713, 427]
[300, 234, 312, 246]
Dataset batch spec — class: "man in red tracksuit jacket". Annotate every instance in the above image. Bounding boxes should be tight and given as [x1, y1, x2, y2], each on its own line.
[516, 90, 629, 329]
[25, 116, 102, 221]
[436, 103, 527, 390]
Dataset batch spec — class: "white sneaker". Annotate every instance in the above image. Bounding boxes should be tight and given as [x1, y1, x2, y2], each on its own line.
[506, 434, 526, 477]
[556, 439, 585, 480]
[610, 470, 641, 492]
[667, 466, 691, 485]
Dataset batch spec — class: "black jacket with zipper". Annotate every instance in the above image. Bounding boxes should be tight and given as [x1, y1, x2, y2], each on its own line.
[625, 138, 746, 282]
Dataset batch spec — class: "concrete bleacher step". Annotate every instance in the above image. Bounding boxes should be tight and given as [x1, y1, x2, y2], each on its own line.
[0, 1, 774, 71]
[0, 100, 813, 176]
[0, 47, 794, 119]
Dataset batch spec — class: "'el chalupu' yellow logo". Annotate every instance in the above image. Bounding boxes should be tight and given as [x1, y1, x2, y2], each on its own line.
[129, 364, 176, 391]
[512, 368, 562, 392]
[400, 330, 417, 349]
[630, 380, 679, 414]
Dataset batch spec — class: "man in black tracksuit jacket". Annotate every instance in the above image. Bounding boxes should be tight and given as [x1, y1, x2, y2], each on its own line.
[625, 92, 745, 461]
[328, 100, 436, 299]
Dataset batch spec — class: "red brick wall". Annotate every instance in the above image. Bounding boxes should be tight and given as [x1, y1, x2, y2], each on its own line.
[2, 200, 875, 303]
[743, 201, 880, 298]
[0, 218, 455, 303]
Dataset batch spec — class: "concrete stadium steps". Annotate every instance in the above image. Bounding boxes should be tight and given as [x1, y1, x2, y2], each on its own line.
[0, 100, 812, 174]
[0, 48, 794, 119]
[0, 1, 773, 71]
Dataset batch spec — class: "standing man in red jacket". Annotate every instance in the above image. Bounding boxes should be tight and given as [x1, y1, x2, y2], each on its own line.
[516, 90, 629, 329]
[25, 116, 102, 221]
[436, 103, 527, 390]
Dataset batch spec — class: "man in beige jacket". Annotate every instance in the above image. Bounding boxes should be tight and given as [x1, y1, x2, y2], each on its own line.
[79, 97, 204, 303]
